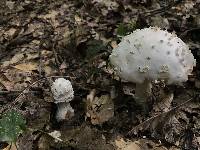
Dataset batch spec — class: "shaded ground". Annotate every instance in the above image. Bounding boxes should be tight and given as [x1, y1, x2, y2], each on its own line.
[0, 0, 200, 149]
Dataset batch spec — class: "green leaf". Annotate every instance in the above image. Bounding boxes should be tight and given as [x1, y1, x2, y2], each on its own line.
[116, 21, 137, 37]
[85, 40, 106, 59]
[116, 23, 128, 37]
[0, 110, 26, 142]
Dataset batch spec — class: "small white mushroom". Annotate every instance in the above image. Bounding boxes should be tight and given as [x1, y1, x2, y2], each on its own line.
[56, 103, 74, 121]
[51, 78, 74, 121]
[109, 27, 196, 109]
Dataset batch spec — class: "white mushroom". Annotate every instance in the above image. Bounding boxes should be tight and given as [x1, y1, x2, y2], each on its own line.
[55, 103, 74, 122]
[51, 78, 74, 121]
[109, 27, 196, 108]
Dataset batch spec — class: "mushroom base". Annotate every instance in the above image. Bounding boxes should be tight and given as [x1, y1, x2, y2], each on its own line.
[56, 102, 74, 121]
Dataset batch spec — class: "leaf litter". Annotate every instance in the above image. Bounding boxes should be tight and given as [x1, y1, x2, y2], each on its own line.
[0, 0, 200, 149]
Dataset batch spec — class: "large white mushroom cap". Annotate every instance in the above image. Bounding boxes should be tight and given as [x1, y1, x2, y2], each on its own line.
[110, 27, 196, 84]
[51, 78, 74, 103]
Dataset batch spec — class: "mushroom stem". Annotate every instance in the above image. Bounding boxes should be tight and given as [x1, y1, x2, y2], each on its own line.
[56, 102, 74, 121]
[135, 79, 152, 99]
[135, 79, 152, 112]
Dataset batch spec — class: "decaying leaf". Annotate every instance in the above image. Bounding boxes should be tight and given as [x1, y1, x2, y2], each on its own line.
[197, 137, 200, 145]
[37, 134, 51, 150]
[5, 1, 15, 10]
[38, 10, 59, 27]
[86, 89, 114, 125]
[2, 53, 24, 67]
[115, 138, 177, 150]
[3, 28, 17, 40]
[48, 130, 62, 142]
[18, 132, 35, 150]
[153, 90, 174, 113]
[115, 138, 141, 150]
[3, 143, 17, 150]
[13, 62, 38, 72]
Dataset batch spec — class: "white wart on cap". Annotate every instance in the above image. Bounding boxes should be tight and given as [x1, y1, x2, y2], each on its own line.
[51, 78, 74, 103]
[110, 27, 196, 84]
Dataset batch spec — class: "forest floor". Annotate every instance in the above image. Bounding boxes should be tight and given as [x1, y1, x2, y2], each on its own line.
[0, 0, 200, 150]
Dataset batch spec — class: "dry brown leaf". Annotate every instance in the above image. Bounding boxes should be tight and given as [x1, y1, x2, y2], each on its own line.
[169, 147, 180, 150]
[6, 1, 15, 9]
[44, 66, 53, 75]
[38, 10, 59, 27]
[153, 91, 174, 113]
[115, 139, 142, 150]
[0, 81, 14, 91]
[59, 61, 68, 70]
[13, 62, 38, 72]
[3, 28, 17, 39]
[197, 137, 200, 145]
[2, 53, 24, 67]
[0, 73, 15, 90]
[48, 130, 62, 142]
[86, 89, 114, 125]
[75, 15, 82, 24]
[115, 138, 141, 150]
[111, 41, 118, 49]
[26, 53, 39, 60]
[41, 50, 53, 56]
[115, 138, 180, 150]
[3, 144, 17, 150]
[37, 135, 51, 150]
[1, 68, 31, 90]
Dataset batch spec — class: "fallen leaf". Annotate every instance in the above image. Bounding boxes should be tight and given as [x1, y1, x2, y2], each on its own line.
[86, 90, 114, 125]
[0, 81, 14, 91]
[197, 137, 200, 145]
[5, 1, 15, 10]
[48, 130, 62, 142]
[44, 66, 53, 75]
[13, 62, 38, 72]
[3, 28, 17, 40]
[3, 144, 17, 150]
[38, 10, 59, 27]
[115, 138, 141, 150]
[153, 91, 174, 113]
[2, 53, 24, 67]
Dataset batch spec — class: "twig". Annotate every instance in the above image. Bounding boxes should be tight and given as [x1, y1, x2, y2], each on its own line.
[0, 90, 40, 94]
[38, 47, 42, 77]
[144, 0, 183, 17]
[52, 43, 60, 69]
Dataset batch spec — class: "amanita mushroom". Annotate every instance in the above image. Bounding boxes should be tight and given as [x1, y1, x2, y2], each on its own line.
[109, 27, 196, 109]
[51, 78, 74, 121]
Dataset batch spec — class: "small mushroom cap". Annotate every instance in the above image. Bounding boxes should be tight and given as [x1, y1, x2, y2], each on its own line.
[110, 27, 196, 84]
[51, 78, 74, 103]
